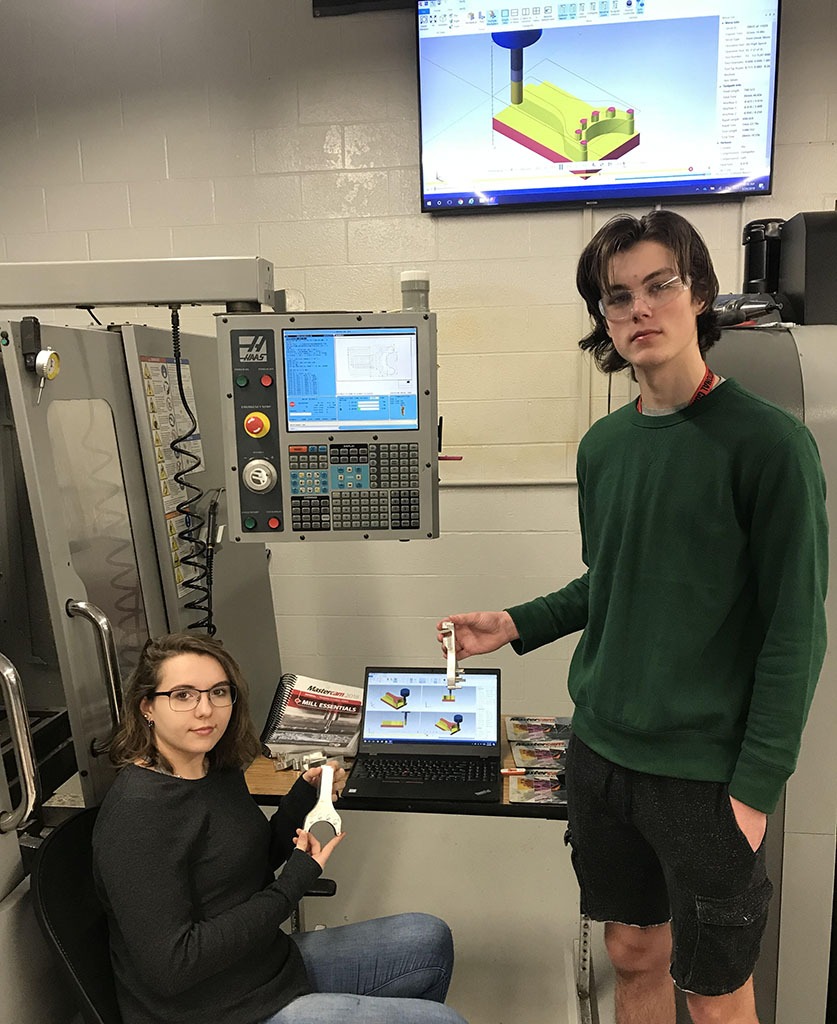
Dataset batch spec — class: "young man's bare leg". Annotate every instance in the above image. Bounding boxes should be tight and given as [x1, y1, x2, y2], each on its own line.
[605, 921, 676, 1024]
[686, 976, 759, 1024]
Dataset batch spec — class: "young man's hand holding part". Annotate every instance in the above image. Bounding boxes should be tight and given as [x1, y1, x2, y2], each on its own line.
[436, 611, 519, 659]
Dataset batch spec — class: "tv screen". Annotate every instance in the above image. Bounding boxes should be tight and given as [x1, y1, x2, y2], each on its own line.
[417, 0, 781, 212]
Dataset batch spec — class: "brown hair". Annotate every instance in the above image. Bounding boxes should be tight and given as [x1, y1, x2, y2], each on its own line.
[576, 209, 721, 375]
[108, 632, 262, 773]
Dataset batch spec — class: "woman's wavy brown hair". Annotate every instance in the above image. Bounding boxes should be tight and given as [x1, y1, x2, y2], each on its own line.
[108, 632, 262, 773]
[576, 209, 721, 376]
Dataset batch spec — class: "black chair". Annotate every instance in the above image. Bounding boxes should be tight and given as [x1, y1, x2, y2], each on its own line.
[31, 806, 123, 1024]
[30, 805, 336, 1024]
[289, 875, 337, 933]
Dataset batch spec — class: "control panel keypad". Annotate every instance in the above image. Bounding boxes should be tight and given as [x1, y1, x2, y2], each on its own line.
[289, 445, 329, 496]
[289, 445, 329, 470]
[390, 489, 421, 529]
[332, 491, 390, 530]
[290, 470, 329, 495]
[330, 443, 369, 466]
[291, 495, 331, 532]
[286, 442, 422, 533]
[370, 443, 420, 488]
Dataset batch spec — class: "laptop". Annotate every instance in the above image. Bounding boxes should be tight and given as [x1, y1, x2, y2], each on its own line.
[342, 666, 502, 804]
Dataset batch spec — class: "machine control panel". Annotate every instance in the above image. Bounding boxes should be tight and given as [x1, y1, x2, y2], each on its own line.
[218, 311, 439, 543]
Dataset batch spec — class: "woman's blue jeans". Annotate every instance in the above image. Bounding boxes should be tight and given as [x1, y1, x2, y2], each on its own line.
[261, 912, 468, 1023]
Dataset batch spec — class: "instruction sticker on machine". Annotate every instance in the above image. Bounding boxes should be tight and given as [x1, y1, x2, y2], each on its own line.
[141, 356, 205, 596]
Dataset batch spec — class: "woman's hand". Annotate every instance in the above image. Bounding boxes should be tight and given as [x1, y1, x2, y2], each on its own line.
[302, 760, 346, 801]
[293, 828, 346, 869]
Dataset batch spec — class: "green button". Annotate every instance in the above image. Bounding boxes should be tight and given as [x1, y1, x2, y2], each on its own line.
[243, 516, 257, 530]
[235, 374, 249, 387]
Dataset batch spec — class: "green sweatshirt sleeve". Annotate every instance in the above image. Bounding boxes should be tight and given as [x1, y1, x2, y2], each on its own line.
[729, 426, 828, 813]
[506, 573, 590, 654]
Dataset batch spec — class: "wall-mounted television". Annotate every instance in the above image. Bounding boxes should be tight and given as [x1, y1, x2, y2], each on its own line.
[417, 0, 781, 212]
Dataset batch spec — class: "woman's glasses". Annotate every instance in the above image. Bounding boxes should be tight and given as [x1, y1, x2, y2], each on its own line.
[151, 684, 237, 712]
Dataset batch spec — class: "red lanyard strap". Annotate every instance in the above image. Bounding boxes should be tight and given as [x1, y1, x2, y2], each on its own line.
[637, 365, 715, 414]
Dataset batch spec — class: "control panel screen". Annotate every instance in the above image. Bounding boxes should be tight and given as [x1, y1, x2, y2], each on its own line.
[282, 326, 420, 432]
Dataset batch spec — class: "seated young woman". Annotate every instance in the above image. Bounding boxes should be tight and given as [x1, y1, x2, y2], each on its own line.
[93, 632, 467, 1024]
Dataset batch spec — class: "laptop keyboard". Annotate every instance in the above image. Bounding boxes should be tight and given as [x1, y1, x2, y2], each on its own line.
[354, 756, 498, 783]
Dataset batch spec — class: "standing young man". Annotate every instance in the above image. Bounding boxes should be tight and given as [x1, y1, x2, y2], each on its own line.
[439, 211, 828, 1024]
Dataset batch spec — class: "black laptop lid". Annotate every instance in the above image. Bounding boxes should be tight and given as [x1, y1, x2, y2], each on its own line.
[358, 667, 501, 758]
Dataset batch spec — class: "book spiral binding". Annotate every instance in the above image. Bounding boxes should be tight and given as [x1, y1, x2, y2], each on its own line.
[260, 674, 294, 740]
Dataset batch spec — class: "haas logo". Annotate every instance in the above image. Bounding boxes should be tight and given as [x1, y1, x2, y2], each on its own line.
[237, 334, 269, 363]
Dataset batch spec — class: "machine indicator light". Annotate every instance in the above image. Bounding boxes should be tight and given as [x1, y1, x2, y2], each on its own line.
[244, 412, 270, 437]
[235, 374, 249, 388]
[260, 374, 274, 387]
[243, 516, 257, 530]
[268, 517, 281, 529]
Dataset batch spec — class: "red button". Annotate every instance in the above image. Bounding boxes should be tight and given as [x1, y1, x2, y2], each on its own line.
[268, 517, 281, 529]
[244, 412, 270, 437]
[260, 374, 274, 387]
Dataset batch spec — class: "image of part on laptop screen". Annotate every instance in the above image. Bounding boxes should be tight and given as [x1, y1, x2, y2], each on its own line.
[362, 669, 499, 747]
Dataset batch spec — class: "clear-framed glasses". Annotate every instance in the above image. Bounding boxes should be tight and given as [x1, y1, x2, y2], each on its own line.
[151, 683, 237, 712]
[598, 274, 690, 322]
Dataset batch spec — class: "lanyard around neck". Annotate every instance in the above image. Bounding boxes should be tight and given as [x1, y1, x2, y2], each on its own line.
[637, 364, 715, 414]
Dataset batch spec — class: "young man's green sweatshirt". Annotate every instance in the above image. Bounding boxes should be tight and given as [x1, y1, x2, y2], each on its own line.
[507, 380, 828, 814]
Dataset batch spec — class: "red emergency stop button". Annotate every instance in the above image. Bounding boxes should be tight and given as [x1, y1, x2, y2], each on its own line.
[244, 412, 270, 437]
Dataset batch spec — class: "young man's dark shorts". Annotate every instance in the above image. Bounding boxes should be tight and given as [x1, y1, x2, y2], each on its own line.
[564, 735, 773, 996]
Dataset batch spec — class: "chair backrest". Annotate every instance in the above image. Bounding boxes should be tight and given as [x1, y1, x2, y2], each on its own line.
[31, 807, 123, 1024]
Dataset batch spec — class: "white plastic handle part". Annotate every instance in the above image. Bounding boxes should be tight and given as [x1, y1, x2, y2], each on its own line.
[302, 764, 342, 835]
[441, 619, 463, 690]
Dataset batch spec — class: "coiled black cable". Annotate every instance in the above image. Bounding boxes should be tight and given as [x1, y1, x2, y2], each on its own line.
[169, 305, 216, 635]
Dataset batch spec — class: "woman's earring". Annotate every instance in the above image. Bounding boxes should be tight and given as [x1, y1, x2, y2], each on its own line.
[144, 715, 154, 729]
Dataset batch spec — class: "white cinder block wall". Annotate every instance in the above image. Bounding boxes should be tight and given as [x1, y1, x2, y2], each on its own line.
[2, 0, 835, 718]
[1, 1, 835, 1021]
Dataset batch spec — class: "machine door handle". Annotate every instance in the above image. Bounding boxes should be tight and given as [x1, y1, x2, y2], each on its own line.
[0, 652, 41, 834]
[66, 600, 124, 739]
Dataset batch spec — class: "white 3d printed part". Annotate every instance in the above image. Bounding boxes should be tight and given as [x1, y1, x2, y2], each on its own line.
[302, 764, 342, 835]
[441, 619, 464, 691]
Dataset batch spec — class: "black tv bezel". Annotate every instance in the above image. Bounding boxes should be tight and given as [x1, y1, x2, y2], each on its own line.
[415, 1, 782, 216]
[313, 0, 413, 15]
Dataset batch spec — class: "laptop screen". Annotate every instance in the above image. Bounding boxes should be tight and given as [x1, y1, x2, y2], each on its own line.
[360, 667, 500, 750]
